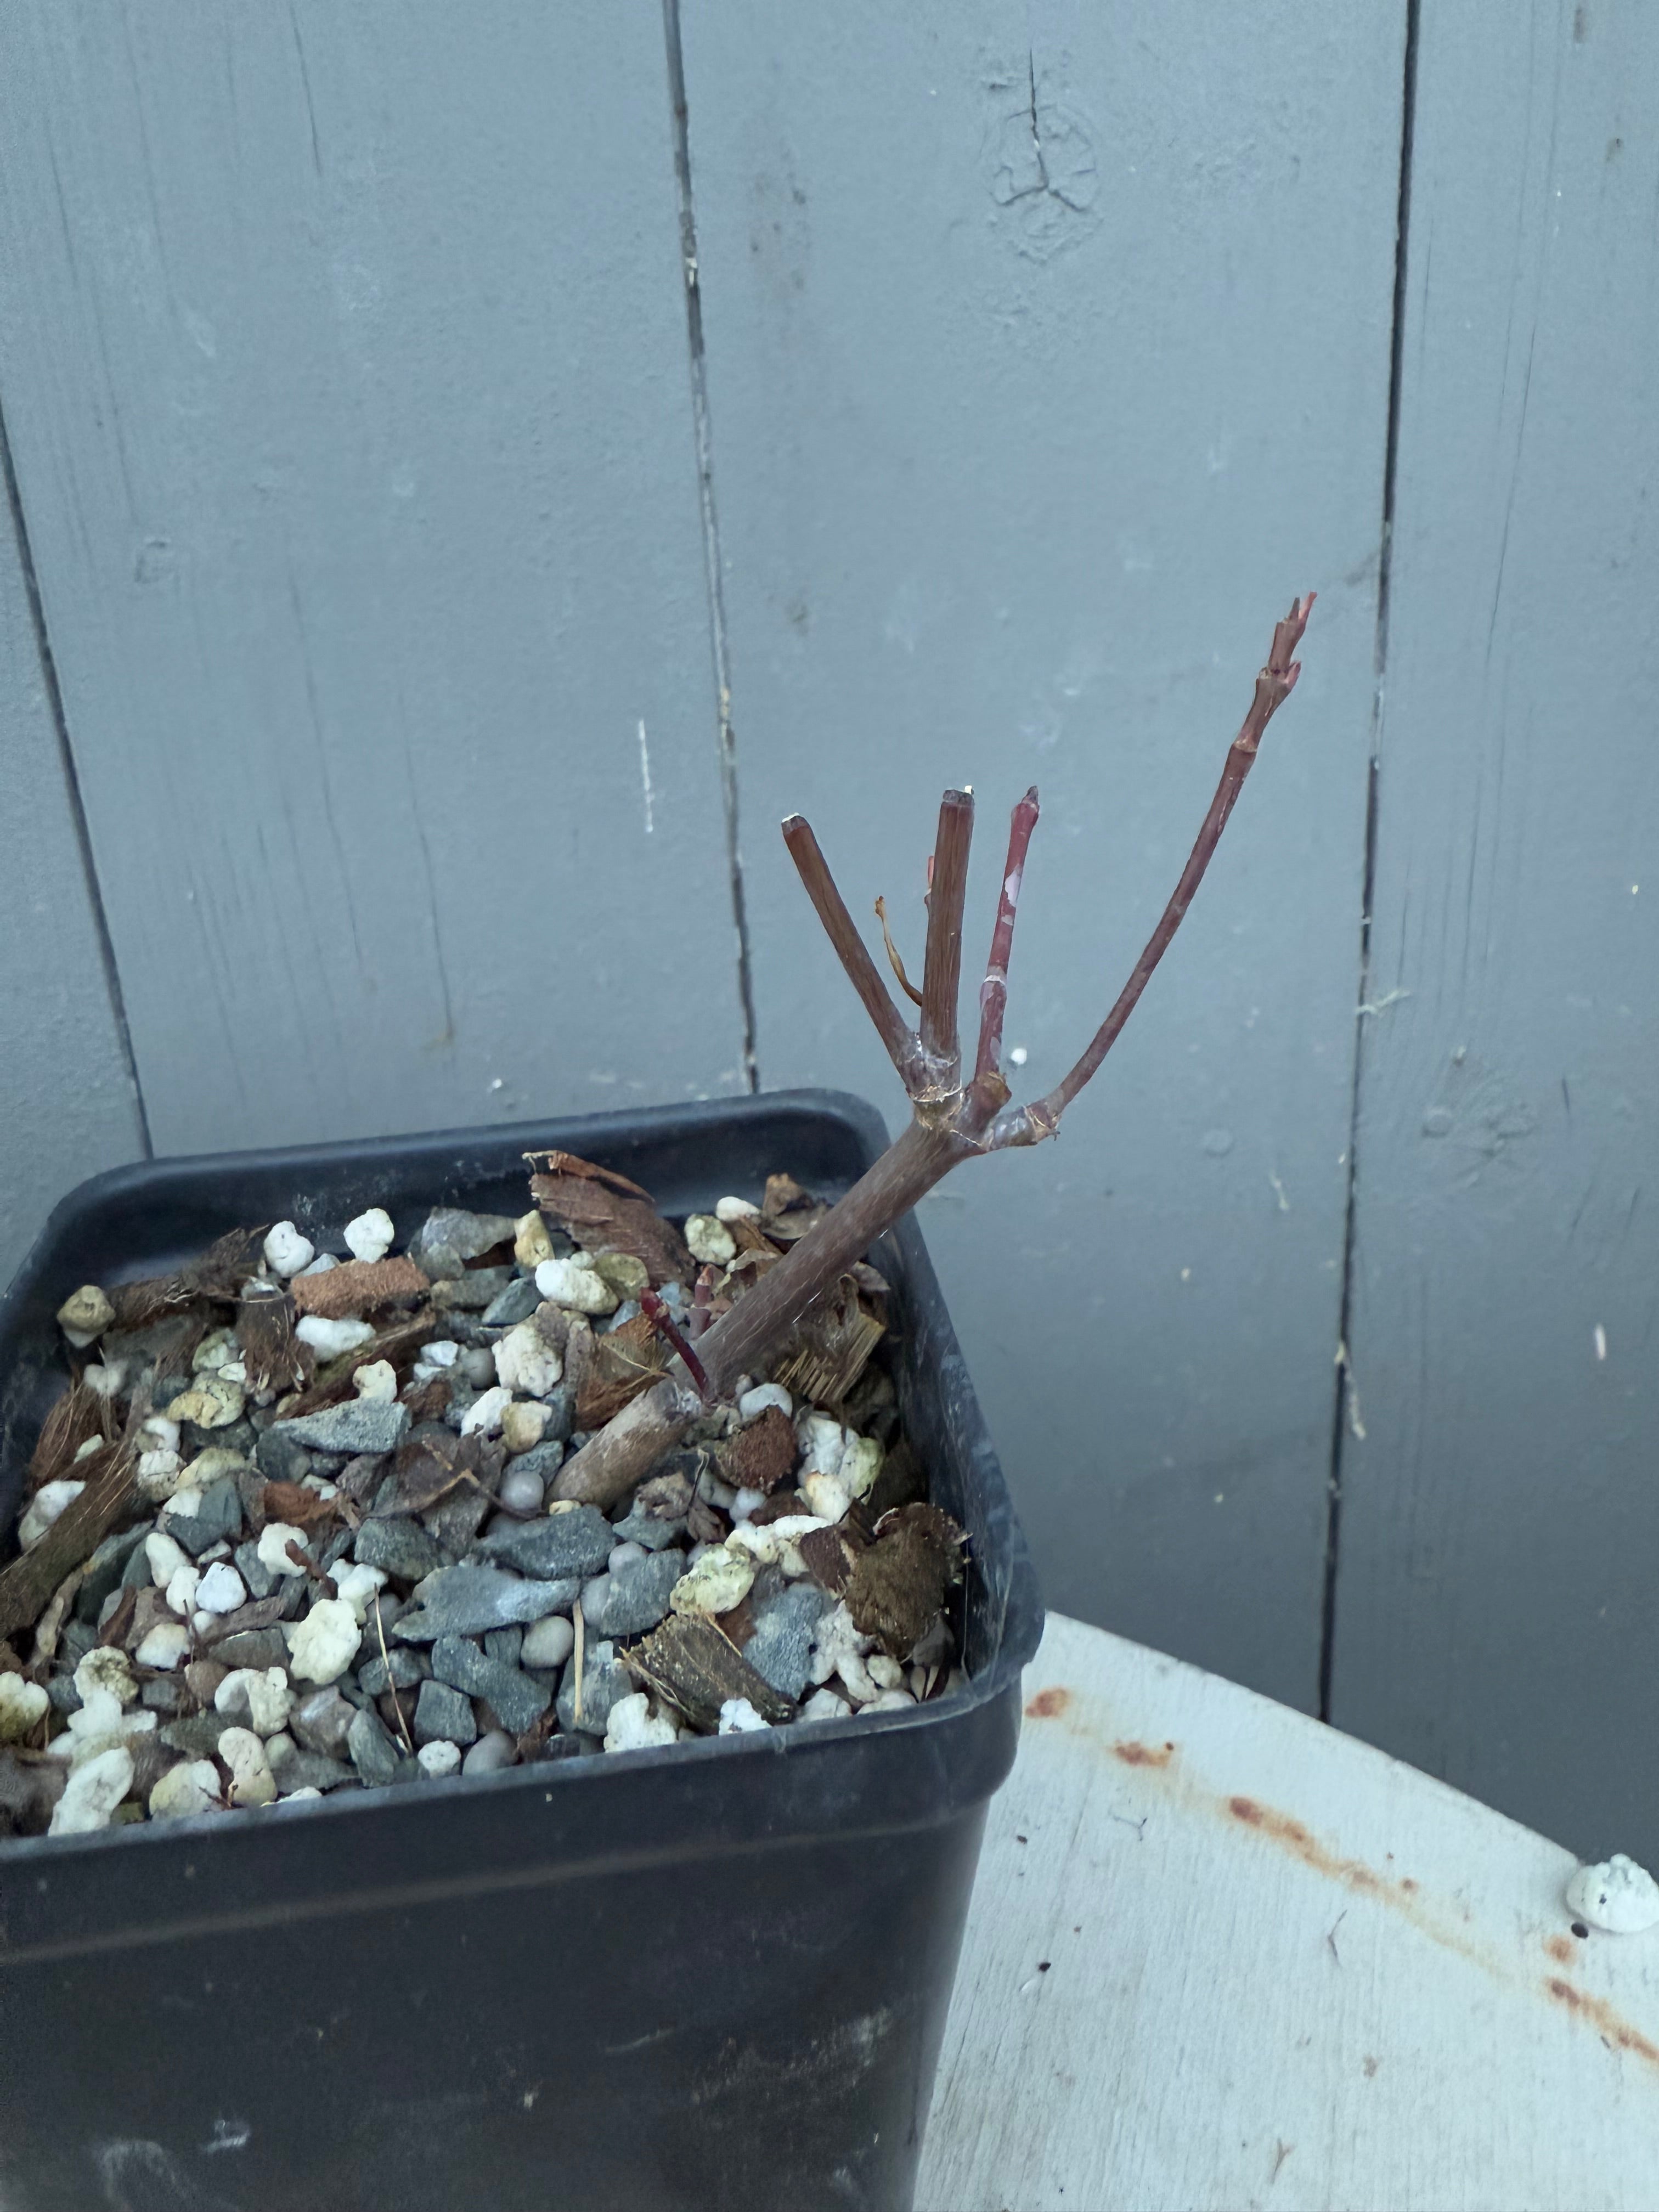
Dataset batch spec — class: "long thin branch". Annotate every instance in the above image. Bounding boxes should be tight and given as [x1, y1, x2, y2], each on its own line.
[918, 788, 974, 1087]
[994, 594, 1313, 1148]
[782, 814, 919, 1080]
[974, 785, 1040, 1080]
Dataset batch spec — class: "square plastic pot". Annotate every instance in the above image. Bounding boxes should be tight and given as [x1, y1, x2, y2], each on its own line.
[0, 1089, 1042, 2212]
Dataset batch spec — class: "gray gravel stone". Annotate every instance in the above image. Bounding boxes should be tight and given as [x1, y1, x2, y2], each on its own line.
[268, 1400, 410, 1457]
[212, 1627, 291, 1671]
[422, 1486, 492, 1558]
[541, 1388, 576, 1446]
[355, 1516, 448, 1582]
[610, 1505, 687, 1554]
[520, 1614, 574, 1671]
[161, 1713, 228, 1760]
[357, 1646, 429, 1696]
[291, 1687, 356, 1758]
[235, 1539, 278, 1600]
[478, 1505, 613, 1581]
[120, 1539, 157, 1591]
[433, 1268, 513, 1315]
[140, 1676, 185, 1716]
[159, 1475, 244, 1557]
[47, 1674, 82, 1716]
[556, 1640, 635, 1737]
[347, 1705, 405, 1786]
[414, 1679, 478, 1748]
[482, 1276, 540, 1328]
[743, 1582, 832, 1701]
[431, 1635, 550, 1736]
[75, 1526, 153, 1621]
[409, 1208, 518, 1278]
[393, 1565, 580, 1641]
[278, 1750, 356, 1793]
[483, 1625, 522, 1668]
[255, 1429, 313, 1485]
[461, 1730, 516, 1775]
[500, 1434, 565, 1488]
[578, 1550, 682, 1640]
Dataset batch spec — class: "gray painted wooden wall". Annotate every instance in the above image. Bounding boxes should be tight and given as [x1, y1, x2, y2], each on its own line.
[0, 1, 1650, 1863]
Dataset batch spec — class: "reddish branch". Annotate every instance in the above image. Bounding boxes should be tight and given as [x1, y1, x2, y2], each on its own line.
[555, 595, 1312, 1506]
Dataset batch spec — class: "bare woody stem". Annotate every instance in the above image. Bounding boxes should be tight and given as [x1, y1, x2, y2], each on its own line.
[918, 789, 974, 1090]
[993, 593, 1313, 1148]
[782, 815, 919, 1083]
[974, 785, 1040, 1081]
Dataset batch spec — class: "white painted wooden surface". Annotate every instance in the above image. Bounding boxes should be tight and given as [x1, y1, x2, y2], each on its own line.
[924, 1613, 1659, 2210]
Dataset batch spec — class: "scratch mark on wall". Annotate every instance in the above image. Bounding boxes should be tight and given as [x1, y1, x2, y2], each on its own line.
[289, 4, 323, 178]
[637, 718, 656, 835]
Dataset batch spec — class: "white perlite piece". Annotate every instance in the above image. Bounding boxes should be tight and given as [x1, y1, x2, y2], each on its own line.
[670, 1548, 757, 1618]
[19, 1480, 84, 1551]
[604, 1692, 680, 1753]
[534, 1257, 618, 1315]
[140, 1415, 182, 1457]
[257, 1523, 309, 1578]
[297, 1251, 339, 1276]
[344, 1207, 396, 1263]
[1565, 1854, 1659, 1934]
[737, 1382, 792, 1423]
[285, 1598, 361, 1685]
[352, 1359, 398, 1402]
[49, 1686, 155, 1768]
[715, 1194, 761, 1224]
[718, 1698, 770, 1734]
[49, 1746, 134, 1835]
[216, 1668, 295, 1736]
[494, 1319, 562, 1398]
[82, 1358, 129, 1399]
[145, 1530, 191, 1587]
[418, 1741, 463, 1778]
[134, 1622, 191, 1672]
[149, 1759, 222, 1819]
[195, 1561, 247, 1615]
[74, 1647, 137, 1708]
[218, 1727, 278, 1808]
[57, 1284, 115, 1348]
[165, 1564, 201, 1618]
[328, 1561, 387, 1622]
[0, 1672, 48, 1742]
[136, 1449, 185, 1504]
[296, 1315, 376, 1358]
[263, 1221, 315, 1277]
[685, 1214, 737, 1266]
[501, 1400, 551, 1457]
[460, 1385, 512, 1438]
[514, 1209, 555, 1268]
[165, 1375, 245, 1429]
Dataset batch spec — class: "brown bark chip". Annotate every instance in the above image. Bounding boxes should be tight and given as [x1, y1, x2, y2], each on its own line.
[290, 1257, 430, 1319]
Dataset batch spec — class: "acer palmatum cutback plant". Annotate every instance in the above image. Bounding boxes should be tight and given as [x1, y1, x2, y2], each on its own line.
[554, 594, 1314, 1511]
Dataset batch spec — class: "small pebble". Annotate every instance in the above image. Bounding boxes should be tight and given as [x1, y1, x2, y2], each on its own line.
[149, 1759, 221, 1819]
[256, 1522, 309, 1578]
[462, 1730, 517, 1776]
[714, 1195, 761, 1224]
[418, 1740, 463, 1778]
[498, 1465, 546, 1514]
[604, 1692, 679, 1753]
[514, 1210, 555, 1269]
[344, 1208, 396, 1264]
[534, 1257, 618, 1316]
[74, 1646, 137, 1709]
[500, 1401, 550, 1458]
[19, 1480, 84, 1551]
[352, 1359, 398, 1402]
[215, 1667, 295, 1736]
[521, 1614, 574, 1670]
[263, 1222, 316, 1277]
[296, 1316, 376, 1358]
[217, 1726, 278, 1807]
[684, 1215, 737, 1266]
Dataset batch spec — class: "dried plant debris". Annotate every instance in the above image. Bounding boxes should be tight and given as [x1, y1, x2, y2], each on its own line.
[0, 1166, 966, 1837]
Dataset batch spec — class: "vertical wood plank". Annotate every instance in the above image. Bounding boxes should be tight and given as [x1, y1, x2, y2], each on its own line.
[0, 4, 744, 1158]
[1335, 0, 1659, 1855]
[680, 0, 1404, 1705]
[0, 455, 145, 1286]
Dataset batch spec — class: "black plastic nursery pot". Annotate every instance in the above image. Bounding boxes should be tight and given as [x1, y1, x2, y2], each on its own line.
[0, 1089, 1043, 2212]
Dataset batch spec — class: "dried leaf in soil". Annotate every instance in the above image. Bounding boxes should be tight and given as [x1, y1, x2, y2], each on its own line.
[685, 1497, 731, 1547]
[235, 1288, 309, 1396]
[26, 1381, 112, 1495]
[844, 1504, 967, 1660]
[760, 1172, 827, 1244]
[108, 1226, 267, 1331]
[198, 1592, 289, 1647]
[277, 1313, 436, 1418]
[261, 1481, 339, 1532]
[634, 1470, 695, 1523]
[0, 1438, 138, 1646]
[799, 1523, 860, 1598]
[527, 1155, 692, 1288]
[771, 1278, 885, 1407]
[290, 1256, 430, 1319]
[626, 1612, 795, 1731]
[718, 1403, 797, 1495]
[574, 1311, 668, 1430]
